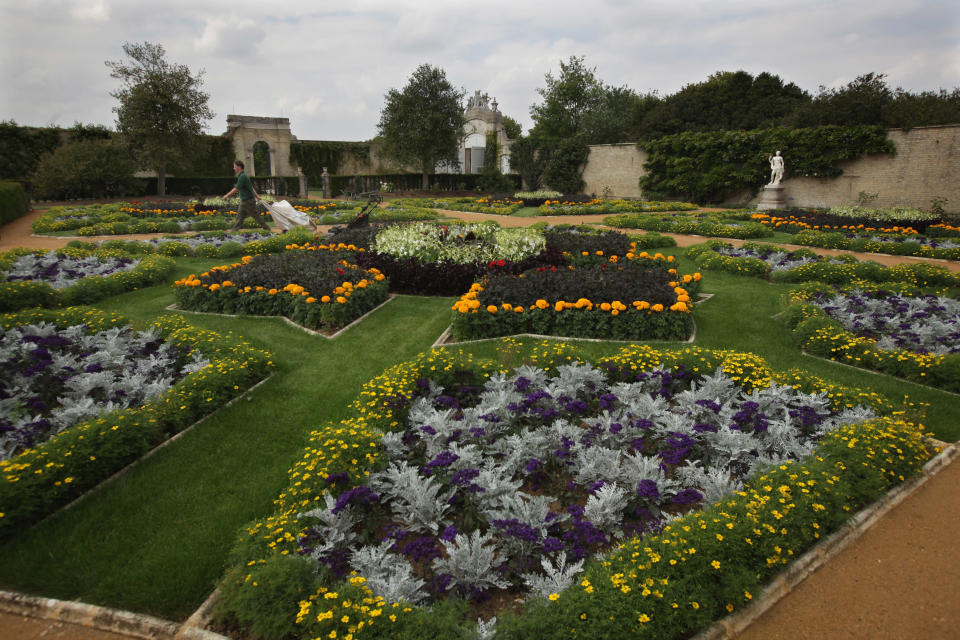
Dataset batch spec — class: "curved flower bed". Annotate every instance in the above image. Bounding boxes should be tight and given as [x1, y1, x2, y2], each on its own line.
[0, 308, 274, 538]
[373, 222, 545, 265]
[605, 211, 773, 239]
[538, 199, 699, 216]
[173, 252, 389, 331]
[0, 248, 176, 312]
[686, 241, 959, 287]
[451, 253, 701, 342]
[71, 227, 317, 260]
[216, 344, 930, 640]
[783, 284, 960, 392]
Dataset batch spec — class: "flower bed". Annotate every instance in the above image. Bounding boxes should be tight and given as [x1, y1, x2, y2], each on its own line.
[751, 211, 922, 235]
[605, 211, 773, 239]
[215, 343, 931, 640]
[372, 222, 545, 265]
[30, 200, 341, 236]
[173, 252, 389, 331]
[686, 241, 960, 287]
[538, 199, 699, 216]
[67, 227, 317, 259]
[317, 205, 438, 225]
[451, 253, 701, 341]
[390, 197, 524, 216]
[1, 321, 209, 461]
[0, 248, 176, 312]
[790, 229, 960, 260]
[0, 308, 274, 538]
[783, 283, 960, 392]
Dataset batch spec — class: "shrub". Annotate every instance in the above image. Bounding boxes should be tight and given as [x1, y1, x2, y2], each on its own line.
[0, 181, 29, 225]
[30, 139, 140, 200]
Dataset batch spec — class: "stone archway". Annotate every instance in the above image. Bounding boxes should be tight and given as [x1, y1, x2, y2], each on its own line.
[224, 115, 297, 176]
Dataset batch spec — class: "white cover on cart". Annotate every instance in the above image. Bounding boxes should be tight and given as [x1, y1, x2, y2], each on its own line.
[261, 200, 313, 231]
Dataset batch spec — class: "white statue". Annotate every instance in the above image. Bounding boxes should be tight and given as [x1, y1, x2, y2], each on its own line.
[768, 150, 785, 186]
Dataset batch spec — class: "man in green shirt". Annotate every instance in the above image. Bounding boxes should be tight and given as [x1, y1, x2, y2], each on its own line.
[223, 160, 271, 231]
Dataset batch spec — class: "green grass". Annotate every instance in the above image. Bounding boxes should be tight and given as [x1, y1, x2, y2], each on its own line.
[1, 244, 958, 624]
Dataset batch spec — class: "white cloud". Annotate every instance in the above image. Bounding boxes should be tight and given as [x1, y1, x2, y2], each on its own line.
[70, 0, 110, 21]
[196, 16, 266, 57]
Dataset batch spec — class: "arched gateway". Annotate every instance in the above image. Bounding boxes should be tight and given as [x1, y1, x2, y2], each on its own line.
[224, 115, 297, 177]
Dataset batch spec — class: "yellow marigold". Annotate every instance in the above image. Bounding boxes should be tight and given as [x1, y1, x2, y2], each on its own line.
[671, 302, 689, 312]
[256, 286, 265, 291]
[576, 298, 592, 309]
[536, 299, 549, 310]
[600, 302, 612, 311]
[486, 305, 498, 313]
[513, 306, 523, 313]
[268, 288, 278, 295]
[554, 301, 565, 312]
[222, 280, 234, 287]
[337, 296, 347, 304]
[502, 303, 513, 311]
[652, 303, 664, 312]
[209, 284, 221, 292]
[306, 297, 317, 304]
[321, 295, 331, 303]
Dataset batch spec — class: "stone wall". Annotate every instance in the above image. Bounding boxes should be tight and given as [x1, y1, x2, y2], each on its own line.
[739, 125, 960, 210]
[224, 115, 298, 177]
[581, 143, 647, 198]
[581, 125, 960, 211]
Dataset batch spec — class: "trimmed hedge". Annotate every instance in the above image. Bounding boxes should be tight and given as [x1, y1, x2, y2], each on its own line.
[0, 181, 29, 226]
[0, 310, 274, 538]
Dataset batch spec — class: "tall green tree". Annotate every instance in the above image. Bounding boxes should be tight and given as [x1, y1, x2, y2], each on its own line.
[377, 64, 465, 189]
[106, 42, 213, 196]
[529, 55, 605, 141]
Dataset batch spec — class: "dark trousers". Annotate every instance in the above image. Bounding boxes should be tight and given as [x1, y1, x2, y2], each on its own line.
[232, 198, 270, 230]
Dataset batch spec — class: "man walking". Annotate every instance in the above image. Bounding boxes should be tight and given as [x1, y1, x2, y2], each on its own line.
[223, 160, 271, 231]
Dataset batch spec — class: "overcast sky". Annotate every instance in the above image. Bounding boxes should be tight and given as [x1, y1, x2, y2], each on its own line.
[2, 0, 958, 141]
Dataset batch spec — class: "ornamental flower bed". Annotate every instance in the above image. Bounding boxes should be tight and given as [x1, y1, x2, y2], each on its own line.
[686, 241, 959, 287]
[216, 343, 931, 640]
[605, 211, 773, 240]
[751, 211, 923, 235]
[783, 283, 960, 392]
[0, 308, 274, 538]
[450, 254, 701, 342]
[317, 205, 438, 225]
[0, 248, 175, 312]
[390, 197, 524, 216]
[74, 227, 316, 259]
[173, 252, 389, 331]
[538, 199, 699, 216]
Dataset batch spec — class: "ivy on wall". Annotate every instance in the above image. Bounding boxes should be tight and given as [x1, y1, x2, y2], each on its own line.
[289, 141, 372, 183]
[638, 125, 895, 203]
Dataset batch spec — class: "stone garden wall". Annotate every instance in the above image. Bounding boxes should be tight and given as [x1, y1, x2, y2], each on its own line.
[582, 124, 960, 211]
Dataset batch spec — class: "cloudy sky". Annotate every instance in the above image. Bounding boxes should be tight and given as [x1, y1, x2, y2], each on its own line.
[2, 0, 957, 141]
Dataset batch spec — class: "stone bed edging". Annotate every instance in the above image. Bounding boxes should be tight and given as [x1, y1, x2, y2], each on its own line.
[691, 440, 959, 640]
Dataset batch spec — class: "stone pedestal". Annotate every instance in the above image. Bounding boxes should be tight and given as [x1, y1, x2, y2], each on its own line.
[757, 184, 786, 210]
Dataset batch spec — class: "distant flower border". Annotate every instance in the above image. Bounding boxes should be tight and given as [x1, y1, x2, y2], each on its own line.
[0, 308, 274, 538]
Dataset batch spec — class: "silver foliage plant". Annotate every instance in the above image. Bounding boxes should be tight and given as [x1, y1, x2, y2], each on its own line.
[0, 322, 209, 460]
[4, 253, 139, 289]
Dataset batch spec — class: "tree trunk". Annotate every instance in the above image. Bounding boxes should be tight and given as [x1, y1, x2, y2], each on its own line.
[157, 158, 166, 197]
[421, 171, 429, 190]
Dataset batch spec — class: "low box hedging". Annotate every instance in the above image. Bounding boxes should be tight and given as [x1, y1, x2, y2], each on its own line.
[215, 343, 930, 640]
[0, 309, 274, 538]
[0, 181, 29, 226]
[451, 255, 701, 342]
[173, 251, 389, 331]
[0, 249, 176, 312]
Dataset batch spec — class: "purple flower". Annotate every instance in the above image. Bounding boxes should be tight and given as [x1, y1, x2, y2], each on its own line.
[440, 525, 458, 541]
[425, 450, 460, 474]
[636, 479, 660, 500]
[671, 488, 703, 506]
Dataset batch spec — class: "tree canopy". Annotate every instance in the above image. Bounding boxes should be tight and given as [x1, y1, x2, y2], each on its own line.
[377, 64, 465, 189]
[106, 42, 213, 195]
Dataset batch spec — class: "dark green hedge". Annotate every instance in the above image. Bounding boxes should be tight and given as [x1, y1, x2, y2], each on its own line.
[639, 125, 895, 203]
[0, 181, 29, 225]
[137, 176, 300, 197]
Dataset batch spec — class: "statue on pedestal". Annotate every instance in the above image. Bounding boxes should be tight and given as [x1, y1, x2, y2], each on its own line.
[768, 151, 785, 186]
